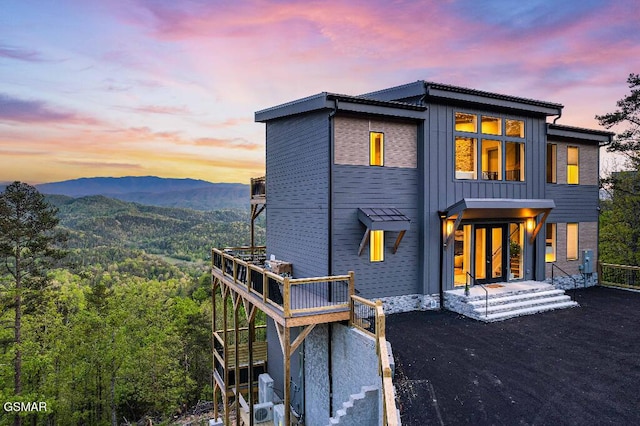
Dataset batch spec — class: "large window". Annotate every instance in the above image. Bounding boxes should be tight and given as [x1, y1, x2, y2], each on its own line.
[547, 144, 557, 183]
[567, 146, 579, 184]
[370, 230, 384, 262]
[545, 223, 556, 262]
[454, 112, 525, 181]
[370, 132, 384, 166]
[567, 223, 579, 260]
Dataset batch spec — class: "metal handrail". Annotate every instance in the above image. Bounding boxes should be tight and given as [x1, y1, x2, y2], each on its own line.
[550, 263, 579, 301]
[466, 271, 489, 318]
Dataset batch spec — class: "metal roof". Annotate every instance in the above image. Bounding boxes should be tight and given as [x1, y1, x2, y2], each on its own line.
[442, 198, 555, 220]
[358, 207, 411, 231]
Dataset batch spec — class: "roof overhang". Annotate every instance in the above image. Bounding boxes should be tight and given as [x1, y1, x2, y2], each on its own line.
[440, 198, 555, 248]
[442, 198, 555, 220]
[547, 123, 614, 145]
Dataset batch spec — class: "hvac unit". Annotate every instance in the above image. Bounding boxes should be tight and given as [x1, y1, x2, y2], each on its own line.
[253, 402, 274, 423]
[273, 403, 285, 426]
[258, 373, 274, 404]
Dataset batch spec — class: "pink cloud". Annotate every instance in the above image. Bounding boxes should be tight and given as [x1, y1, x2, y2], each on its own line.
[0, 93, 102, 125]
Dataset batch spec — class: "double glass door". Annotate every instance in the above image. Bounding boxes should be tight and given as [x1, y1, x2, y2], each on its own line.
[475, 224, 507, 284]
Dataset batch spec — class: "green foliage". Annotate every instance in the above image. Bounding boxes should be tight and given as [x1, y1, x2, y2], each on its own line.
[597, 74, 640, 266]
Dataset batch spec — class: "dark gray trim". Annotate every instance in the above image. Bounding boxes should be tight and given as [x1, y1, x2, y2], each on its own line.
[358, 207, 411, 231]
[547, 123, 614, 144]
[443, 198, 555, 220]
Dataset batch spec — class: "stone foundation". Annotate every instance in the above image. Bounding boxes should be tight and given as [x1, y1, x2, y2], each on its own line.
[378, 293, 440, 315]
[546, 273, 597, 290]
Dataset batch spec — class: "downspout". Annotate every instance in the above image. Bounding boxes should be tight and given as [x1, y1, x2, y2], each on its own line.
[327, 98, 339, 417]
[438, 214, 445, 310]
[552, 109, 562, 124]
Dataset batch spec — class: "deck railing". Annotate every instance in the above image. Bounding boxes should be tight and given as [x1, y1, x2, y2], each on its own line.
[350, 295, 399, 426]
[213, 247, 354, 317]
[599, 262, 640, 290]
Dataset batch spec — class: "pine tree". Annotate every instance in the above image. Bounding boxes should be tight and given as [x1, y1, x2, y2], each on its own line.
[0, 182, 66, 426]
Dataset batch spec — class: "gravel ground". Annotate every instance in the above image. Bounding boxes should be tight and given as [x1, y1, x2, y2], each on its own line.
[386, 286, 640, 426]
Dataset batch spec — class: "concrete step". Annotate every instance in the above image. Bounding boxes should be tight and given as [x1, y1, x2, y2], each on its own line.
[474, 295, 572, 314]
[481, 300, 578, 322]
[468, 289, 566, 307]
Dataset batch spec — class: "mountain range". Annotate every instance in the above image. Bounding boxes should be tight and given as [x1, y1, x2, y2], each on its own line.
[2, 176, 251, 211]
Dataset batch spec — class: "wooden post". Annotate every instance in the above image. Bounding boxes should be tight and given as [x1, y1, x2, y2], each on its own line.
[263, 271, 268, 303]
[234, 295, 241, 426]
[212, 275, 218, 421]
[283, 277, 291, 317]
[222, 288, 230, 425]
[248, 304, 256, 426]
[284, 326, 291, 426]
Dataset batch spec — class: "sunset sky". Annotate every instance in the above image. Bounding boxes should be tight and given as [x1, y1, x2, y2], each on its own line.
[1, 0, 639, 184]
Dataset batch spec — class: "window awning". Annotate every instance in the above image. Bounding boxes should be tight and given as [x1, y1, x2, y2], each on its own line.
[357, 208, 411, 231]
[357, 208, 411, 256]
[440, 198, 555, 248]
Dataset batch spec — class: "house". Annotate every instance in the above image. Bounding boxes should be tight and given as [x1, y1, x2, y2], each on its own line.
[211, 81, 612, 425]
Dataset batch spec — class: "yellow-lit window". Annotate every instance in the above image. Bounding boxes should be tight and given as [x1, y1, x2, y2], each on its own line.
[455, 137, 477, 180]
[506, 119, 525, 138]
[545, 223, 556, 262]
[567, 223, 579, 260]
[506, 142, 524, 181]
[567, 146, 579, 184]
[370, 132, 384, 166]
[455, 112, 477, 132]
[481, 116, 502, 135]
[370, 230, 384, 262]
[547, 144, 557, 183]
[481, 139, 502, 180]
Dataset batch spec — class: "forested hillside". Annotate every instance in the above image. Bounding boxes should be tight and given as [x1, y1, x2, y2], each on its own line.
[0, 193, 264, 425]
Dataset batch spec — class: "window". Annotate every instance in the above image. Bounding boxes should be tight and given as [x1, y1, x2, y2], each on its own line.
[567, 146, 579, 184]
[506, 119, 525, 138]
[547, 144, 557, 183]
[370, 230, 384, 262]
[370, 132, 384, 166]
[481, 139, 502, 180]
[545, 223, 556, 262]
[506, 142, 524, 181]
[567, 223, 579, 260]
[481, 116, 501, 135]
[454, 112, 525, 181]
[455, 137, 477, 180]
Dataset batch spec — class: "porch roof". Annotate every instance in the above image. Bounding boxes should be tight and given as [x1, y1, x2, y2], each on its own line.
[358, 207, 411, 231]
[442, 198, 555, 220]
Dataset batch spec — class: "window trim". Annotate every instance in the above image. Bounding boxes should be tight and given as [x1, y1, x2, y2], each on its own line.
[566, 223, 579, 261]
[369, 131, 384, 167]
[567, 146, 579, 185]
[547, 143, 557, 184]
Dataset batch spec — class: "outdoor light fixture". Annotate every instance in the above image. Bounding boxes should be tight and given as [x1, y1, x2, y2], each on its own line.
[526, 218, 535, 232]
[446, 220, 454, 237]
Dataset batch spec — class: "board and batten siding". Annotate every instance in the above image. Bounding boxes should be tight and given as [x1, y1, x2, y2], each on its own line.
[332, 165, 420, 298]
[334, 116, 417, 168]
[425, 104, 550, 289]
[266, 110, 330, 279]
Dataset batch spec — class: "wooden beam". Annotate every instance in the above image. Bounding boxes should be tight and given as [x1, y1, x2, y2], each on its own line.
[290, 324, 316, 355]
[275, 323, 286, 355]
[530, 209, 551, 244]
[283, 326, 291, 426]
[358, 228, 371, 257]
[393, 230, 406, 254]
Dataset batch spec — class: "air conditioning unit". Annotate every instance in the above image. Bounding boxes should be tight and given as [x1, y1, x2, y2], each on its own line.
[273, 403, 285, 426]
[258, 373, 274, 404]
[253, 402, 274, 423]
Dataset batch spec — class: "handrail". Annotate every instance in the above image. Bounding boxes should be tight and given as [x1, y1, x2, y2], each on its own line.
[212, 247, 354, 318]
[348, 296, 398, 426]
[550, 263, 579, 300]
[466, 272, 488, 318]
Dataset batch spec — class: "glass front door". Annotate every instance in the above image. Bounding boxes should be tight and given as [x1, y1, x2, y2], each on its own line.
[475, 224, 507, 284]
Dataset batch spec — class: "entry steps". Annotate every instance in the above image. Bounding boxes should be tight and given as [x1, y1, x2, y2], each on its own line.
[444, 282, 579, 322]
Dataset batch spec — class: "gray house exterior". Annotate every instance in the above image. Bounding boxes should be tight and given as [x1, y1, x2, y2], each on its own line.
[253, 81, 612, 422]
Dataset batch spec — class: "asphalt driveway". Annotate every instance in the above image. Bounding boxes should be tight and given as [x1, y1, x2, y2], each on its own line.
[386, 286, 640, 425]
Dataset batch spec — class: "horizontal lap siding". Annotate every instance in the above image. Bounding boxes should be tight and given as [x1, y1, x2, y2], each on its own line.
[266, 111, 330, 278]
[332, 165, 420, 298]
[545, 185, 599, 222]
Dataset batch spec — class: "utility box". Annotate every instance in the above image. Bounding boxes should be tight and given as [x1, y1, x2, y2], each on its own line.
[581, 249, 594, 273]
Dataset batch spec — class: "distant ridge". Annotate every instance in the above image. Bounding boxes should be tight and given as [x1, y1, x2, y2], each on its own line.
[33, 176, 250, 211]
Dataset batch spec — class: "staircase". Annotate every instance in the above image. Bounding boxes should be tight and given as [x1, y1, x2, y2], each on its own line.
[444, 281, 578, 322]
[328, 385, 379, 426]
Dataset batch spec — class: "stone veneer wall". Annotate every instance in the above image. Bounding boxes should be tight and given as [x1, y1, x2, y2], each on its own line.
[546, 273, 598, 290]
[378, 293, 440, 315]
